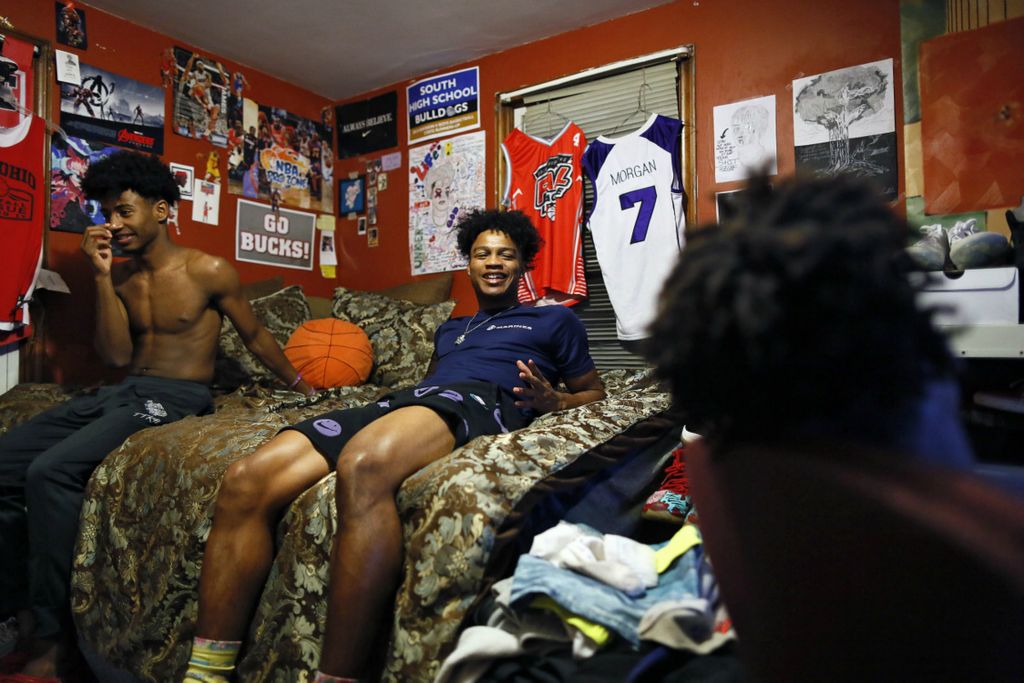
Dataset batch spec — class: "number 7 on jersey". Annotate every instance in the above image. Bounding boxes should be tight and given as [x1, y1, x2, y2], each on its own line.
[618, 186, 657, 244]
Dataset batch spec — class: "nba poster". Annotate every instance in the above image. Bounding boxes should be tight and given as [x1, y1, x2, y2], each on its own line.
[59, 63, 165, 154]
[50, 136, 120, 233]
[408, 130, 485, 275]
[228, 103, 334, 214]
[171, 47, 230, 147]
[407, 66, 480, 144]
[236, 199, 315, 271]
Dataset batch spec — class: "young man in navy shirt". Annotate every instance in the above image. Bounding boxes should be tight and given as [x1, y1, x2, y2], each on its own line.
[185, 210, 605, 682]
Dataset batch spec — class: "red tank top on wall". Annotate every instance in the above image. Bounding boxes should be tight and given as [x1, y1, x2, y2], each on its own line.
[501, 122, 587, 306]
[0, 114, 45, 332]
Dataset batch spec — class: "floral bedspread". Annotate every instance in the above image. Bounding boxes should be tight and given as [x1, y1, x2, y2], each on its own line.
[8, 371, 670, 682]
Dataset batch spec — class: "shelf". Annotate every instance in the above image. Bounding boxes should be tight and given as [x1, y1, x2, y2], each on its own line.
[939, 324, 1024, 358]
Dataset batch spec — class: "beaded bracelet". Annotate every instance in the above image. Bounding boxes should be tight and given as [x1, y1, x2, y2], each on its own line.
[288, 372, 303, 389]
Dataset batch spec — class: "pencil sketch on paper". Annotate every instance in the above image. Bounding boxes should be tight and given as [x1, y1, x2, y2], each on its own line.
[792, 59, 897, 199]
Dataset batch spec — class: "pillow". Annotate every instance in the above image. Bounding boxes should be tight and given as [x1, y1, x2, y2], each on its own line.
[240, 276, 284, 301]
[284, 319, 373, 389]
[331, 286, 455, 388]
[379, 273, 453, 304]
[215, 285, 312, 389]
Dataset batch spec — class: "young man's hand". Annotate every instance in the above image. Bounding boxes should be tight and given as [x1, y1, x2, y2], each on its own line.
[513, 359, 561, 414]
[81, 224, 114, 275]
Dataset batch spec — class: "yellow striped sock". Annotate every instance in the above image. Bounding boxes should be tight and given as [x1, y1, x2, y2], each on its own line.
[183, 637, 241, 682]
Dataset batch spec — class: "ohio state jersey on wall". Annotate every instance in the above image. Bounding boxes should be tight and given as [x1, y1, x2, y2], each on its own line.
[582, 113, 685, 340]
[502, 122, 587, 306]
[0, 114, 45, 332]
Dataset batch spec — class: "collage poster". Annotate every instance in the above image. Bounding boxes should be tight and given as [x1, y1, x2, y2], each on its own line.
[50, 136, 119, 233]
[408, 130, 485, 275]
[59, 62, 165, 154]
[171, 47, 230, 147]
[227, 100, 334, 214]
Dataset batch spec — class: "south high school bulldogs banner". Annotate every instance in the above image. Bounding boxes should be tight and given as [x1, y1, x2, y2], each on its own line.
[235, 199, 315, 271]
[407, 66, 479, 144]
[336, 90, 398, 158]
[59, 63, 165, 154]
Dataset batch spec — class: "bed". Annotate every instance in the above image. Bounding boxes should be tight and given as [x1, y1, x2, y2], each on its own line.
[0, 279, 675, 682]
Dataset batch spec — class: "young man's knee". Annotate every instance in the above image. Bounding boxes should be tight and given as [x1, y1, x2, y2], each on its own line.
[335, 447, 396, 497]
[216, 458, 269, 515]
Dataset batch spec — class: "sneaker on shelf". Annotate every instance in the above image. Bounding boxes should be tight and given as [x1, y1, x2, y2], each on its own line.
[642, 427, 702, 525]
[974, 384, 1024, 415]
[906, 223, 949, 271]
[948, 218, 1011, 269]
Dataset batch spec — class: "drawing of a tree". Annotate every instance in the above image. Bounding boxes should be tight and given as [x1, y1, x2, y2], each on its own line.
[795, 65, 888, 173]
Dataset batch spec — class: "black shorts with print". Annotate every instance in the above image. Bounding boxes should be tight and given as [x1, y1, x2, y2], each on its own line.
[283, 381, 532, 467]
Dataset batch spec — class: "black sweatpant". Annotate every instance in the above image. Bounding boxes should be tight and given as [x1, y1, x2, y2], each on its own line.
[0, 375, 212, 638]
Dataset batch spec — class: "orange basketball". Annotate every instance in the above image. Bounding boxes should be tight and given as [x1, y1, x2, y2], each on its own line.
[284, 318, 373, 389]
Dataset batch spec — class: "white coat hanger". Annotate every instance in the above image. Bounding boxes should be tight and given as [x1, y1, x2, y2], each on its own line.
[524, 97, 573, 137]
[611, 69, 654, 135]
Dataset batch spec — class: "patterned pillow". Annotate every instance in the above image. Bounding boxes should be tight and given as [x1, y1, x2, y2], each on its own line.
[331, 286, 455, 388]
[214, 285, 312, 389]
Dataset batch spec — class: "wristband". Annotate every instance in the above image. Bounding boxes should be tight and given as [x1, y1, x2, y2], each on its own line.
[288, 372, 303, 389]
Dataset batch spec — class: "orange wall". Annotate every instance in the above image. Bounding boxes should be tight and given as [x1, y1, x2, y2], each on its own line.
[6, 0, 902, 383]
[331, 0, 904, 317]
[4, 0, 332, 384]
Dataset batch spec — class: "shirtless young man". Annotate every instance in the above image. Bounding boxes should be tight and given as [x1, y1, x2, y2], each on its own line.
[184, 209, 606, 682]
[0, 151, 312, 679]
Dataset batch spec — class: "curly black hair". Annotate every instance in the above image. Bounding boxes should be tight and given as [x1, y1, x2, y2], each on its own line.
[646, 173, 955, 445]
[455, 209, 543, 270]
[82, 150, 180, 205]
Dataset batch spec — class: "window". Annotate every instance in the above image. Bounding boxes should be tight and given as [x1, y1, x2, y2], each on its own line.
[496, 49, 694, 369]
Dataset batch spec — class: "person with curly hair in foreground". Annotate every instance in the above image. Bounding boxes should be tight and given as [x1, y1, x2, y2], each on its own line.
[646, 173, 973, 465]
[184, 209, 605, 683]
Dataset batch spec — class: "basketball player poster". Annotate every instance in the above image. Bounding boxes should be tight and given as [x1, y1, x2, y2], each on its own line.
[407, 130, 485, 275]
[58, 62, 165, 154]
[171, 47, 230, 147]
[235, 199, 315, 271]
[192, 179, 220, 226]
[228, 102, 334, 214]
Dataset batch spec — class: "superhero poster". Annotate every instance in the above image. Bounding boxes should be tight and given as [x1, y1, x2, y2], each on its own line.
[227, 102, 334, 214]
[58, 63, 165, 154]
[55, 2, 87, 50]
[50, 135, 120, 233]
[171, 47, 230, 147]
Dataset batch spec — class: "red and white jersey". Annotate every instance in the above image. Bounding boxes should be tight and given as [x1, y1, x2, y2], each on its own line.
[582, 114, 685, 340]
[0, 114, 45, 332]
[502, 122, 587, 306]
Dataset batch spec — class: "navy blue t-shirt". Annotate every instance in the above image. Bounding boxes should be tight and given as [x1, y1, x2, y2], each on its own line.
[422, 304, 595, 397]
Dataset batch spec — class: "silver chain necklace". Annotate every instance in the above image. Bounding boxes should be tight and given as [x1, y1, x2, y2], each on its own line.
[454, 306, 515, 345]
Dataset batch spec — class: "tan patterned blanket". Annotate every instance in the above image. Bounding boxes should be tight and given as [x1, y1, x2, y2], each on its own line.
[3, 371, 671, 682]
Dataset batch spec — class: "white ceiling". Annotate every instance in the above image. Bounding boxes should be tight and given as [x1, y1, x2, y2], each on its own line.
[84, 0, 672, 101]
